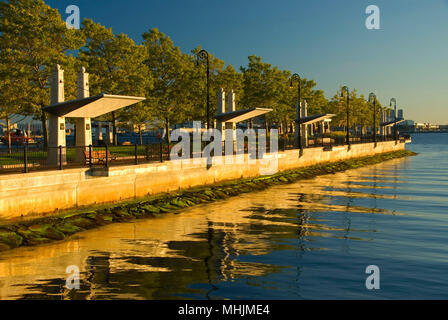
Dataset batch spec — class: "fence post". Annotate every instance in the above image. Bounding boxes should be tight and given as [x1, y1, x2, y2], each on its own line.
[105, 144, 109, 168]
[23, 145, 28, 173]
[145, 145, 150, 161]
[59, 145, 63, 170]
[167, 141, 171, 161]
[134, 144, 138, 165]
[89, 145, 92, 168]
[159, 141, 163, 162]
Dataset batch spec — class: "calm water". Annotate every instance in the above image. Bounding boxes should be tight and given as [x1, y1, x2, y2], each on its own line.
[0, 133, 447, 300]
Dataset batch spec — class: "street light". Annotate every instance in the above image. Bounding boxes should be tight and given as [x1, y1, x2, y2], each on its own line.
[341, 86, 350, 146]
[369, 93, 376, 144]
[390, 98, 397, 141]
[196, 49, 210, 130]
[290, 73, 302, 150]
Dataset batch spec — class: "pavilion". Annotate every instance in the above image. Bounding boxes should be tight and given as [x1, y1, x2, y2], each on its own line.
[213, 88, 272, 141]
[380, 109, 404, 137]
[43, 65, 145, 165]
[294, 100, 335, 147]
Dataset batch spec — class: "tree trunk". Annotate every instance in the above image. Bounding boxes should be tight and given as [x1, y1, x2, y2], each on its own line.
[6, 115, 11, 154]
[139, 125, 143, 145]
[165, 117, 171, 145]
[41, 110, 48, 148]
[112, 112, 117, 146]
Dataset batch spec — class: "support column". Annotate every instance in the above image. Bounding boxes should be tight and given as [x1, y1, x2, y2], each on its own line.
[75, 67, 92, 162]
[216, 88, 226, 141]
[106, 124, 113, 144]
[380, 110, 385, 137]
[301, 100, 308, 147]
[47, 64, 66, 166]
[294, 99, 301, 148]
[97, 122, 103, 144]
[226, 89, 236, 141]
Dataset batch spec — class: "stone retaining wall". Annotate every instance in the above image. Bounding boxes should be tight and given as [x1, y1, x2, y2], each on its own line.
[0, 140, 406, 219]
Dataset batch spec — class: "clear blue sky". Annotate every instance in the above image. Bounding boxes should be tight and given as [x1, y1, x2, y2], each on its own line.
[47, 0, 448, 124]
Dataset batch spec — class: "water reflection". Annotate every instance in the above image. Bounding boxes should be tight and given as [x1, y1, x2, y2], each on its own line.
[0, 150, 443, 300]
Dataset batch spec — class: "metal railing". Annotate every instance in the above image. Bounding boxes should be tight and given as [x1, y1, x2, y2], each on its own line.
[0, 134, 405, 175]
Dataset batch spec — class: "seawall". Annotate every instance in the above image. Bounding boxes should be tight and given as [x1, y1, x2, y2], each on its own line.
[0, 140, 407, 219]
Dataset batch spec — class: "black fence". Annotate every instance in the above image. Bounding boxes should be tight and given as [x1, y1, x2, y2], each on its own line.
[278, 133, 404, 151]
[0, 134, 406, 175]
[0, 143, 171, 175]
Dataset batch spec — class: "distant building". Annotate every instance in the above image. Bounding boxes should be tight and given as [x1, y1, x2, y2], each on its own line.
[397, 120, 414, 127]
[414, 122, 440, 132]
[0, 115, 43, 135]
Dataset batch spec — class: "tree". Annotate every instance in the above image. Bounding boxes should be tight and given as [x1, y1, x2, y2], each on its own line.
[80, 19, 151, 145]
[0, 0, 84, 147]
[0, 59, 29, 153]
[189, 46, 245, 123]
[214, 64, 243, 107]
[142, 28, 192, 143]
[240, 55, 287, 130]
[327, 87, 384, 136]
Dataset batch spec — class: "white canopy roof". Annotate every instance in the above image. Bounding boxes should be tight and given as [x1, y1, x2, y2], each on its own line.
[213, 107, 272, 123]
[43, 93, 146, 118]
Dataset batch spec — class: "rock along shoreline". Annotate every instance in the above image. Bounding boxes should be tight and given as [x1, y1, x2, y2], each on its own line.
[0, 150, 416, 252]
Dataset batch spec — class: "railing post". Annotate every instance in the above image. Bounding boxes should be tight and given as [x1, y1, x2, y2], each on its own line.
[134, 144, 138, 165]
[59, 145, 63, 170]
[159, 141, 163, 162]
[23, 145, 28, 173]
[89, 145, 92, 168]
[105, 144, 109, 168]
[145, 145, 150, 161]
[167, 140, 171, 161]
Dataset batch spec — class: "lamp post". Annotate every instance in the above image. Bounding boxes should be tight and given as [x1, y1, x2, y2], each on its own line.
[341, 86, 350, 146]
[369, 93, 376, 144]
[290, 73, 302, 150]
[197, 49, 210, 130]
[390, 98, 397, 141]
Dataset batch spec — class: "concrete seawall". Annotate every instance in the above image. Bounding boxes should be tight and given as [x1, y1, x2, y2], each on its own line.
[0, 140, 407, 219]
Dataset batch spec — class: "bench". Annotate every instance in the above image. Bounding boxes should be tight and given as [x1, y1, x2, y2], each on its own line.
[84, 150, 117, 165]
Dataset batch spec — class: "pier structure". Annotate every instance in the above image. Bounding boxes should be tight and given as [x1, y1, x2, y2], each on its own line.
[213, 88, 272, 141]
[47, 65, 66, 166]
[214, 89, 333, 148]
[0, 138, 408, 219]
[75, 67, 92, 162]
[380, 109, 404, 138]
[295, 99, 334, 147]
[44, 65, 146, 165]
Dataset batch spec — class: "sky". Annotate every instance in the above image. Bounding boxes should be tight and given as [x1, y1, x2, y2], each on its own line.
[46, 0, 448, 124]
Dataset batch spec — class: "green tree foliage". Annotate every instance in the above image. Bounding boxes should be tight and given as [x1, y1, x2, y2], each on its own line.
[80, 19, 151, 145]
[240, 55, 330, 133]
[0, 57, 29, 152]
[0, 0, 393, 147]
[142, 28, 194, 143]
[328, 87, 384, 135]
[0, 0, 84, 146]
[240, 55, 291, 131]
